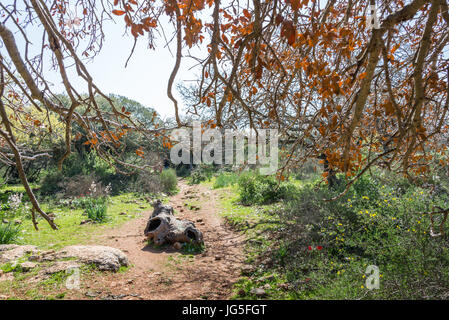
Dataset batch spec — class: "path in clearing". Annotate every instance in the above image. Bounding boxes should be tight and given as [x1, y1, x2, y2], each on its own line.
[72, 180, 246, 300]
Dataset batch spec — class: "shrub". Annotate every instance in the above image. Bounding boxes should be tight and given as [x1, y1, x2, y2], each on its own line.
[84, 197, 108, 223]
[237, 172, 296, 205]
[60, 174, 110, 198]
[213, 172, 239, 189]
[188, 164, 214, 185]
[160, 169, 178, 194]
[0, 222, 21, 244]
[175, 164, 191, 178]
[39, 170, 64, 195]
[273, 173, 449, 299]
[127, 170, 162, 194]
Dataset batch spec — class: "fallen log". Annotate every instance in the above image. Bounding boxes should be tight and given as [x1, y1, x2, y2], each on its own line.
[144, 200, 203, 245]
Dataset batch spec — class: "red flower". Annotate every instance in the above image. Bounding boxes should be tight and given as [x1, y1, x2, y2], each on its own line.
[308, 246, 312, 251]
[316, 246, 323, 251]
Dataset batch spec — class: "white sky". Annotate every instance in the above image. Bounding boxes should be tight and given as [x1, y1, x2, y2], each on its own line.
[64, 17, 204, 120]
[15, 10, 207, 121]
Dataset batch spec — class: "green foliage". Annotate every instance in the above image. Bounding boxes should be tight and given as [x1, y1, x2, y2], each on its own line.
[181, 241, 205, 254]
[159, 169, 178, 194]
[0, 223, 21, 244]
[175, 165, 191, 178]
[188, 165, 214, 185]
[213, 172, 239, 189]
[237, 172, 297, 205]
[39, 170, 64, 196]
[270, 173, 449, 299]
[84, 197, 108, 223]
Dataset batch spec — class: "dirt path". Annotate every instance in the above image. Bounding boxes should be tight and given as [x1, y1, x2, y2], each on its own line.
[73, 180, 246, 300]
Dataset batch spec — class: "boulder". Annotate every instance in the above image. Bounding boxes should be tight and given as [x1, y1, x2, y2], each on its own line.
[55, 245, 128, 272]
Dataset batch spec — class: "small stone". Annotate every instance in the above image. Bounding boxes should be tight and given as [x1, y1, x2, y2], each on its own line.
[278, 283, 290, 291]
[250, 288, 266, 297]
[85, 290, 100, 298]
[13, 219, 22, 225]
[173, 242, 182, 250]
[2, 219, 9, 224]
[80, 219, 92, 225]
[28, 255, 41, 262]
[214, 256, 222, 261]
[258, 274, 275, 282]
[240, 266, 254, 277]
[126, 279, 134, 284]
[119, 212, 127, 215]
[20, 262, 37, 272]
[196, 218, 203, 223]
[148, 272, 162, 278]
[0, 295, 7, 300]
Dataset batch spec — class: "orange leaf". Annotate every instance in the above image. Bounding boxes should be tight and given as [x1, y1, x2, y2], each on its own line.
[112, 10, 126, 16]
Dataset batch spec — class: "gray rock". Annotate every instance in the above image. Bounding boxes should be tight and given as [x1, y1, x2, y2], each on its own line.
[85, 290, 100, 298]
[55, 245, 129, 272]
[0, 245, 37, 264]
[44, 261, 81, 274]
[173, 242, 182, 250]
[20, 262, 37, 272]
[250, 288, 266, 297]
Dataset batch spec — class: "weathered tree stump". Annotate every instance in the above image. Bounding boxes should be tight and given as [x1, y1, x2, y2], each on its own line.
[144, 200, 203, 245]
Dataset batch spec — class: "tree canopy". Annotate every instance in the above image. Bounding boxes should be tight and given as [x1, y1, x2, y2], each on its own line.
[1, 0, 449, 227]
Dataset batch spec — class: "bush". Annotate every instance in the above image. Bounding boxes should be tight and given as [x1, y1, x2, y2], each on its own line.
[175, 164, 191, 178]
[127, 170, 162, 194]
[39, 170, 64, 195]
[273, 173, 449, 299]
[84, 197, 108, 223]
[188, 165, 214, 185]
[237, 172, 296, 205]
[60, 174, 111, 198]
[0, 222, 21, 244]
[160, 169, 178, 194]
[213, 172, 239, 189]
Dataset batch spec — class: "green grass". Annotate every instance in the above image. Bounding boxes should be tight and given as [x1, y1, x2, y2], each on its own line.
[0, 191, 157, 249]
[0, 260, 102, 300]
[213, 172, 239, 189]
[215, 184, 293, 299]
[214, 172, 449, 300]
[0, 222, 21, 244]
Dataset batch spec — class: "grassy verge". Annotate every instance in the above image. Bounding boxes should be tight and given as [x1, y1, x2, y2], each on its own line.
[0, 184, 161, 249]
[216, 185, 294, 299]
[214, 171, 449, 300]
